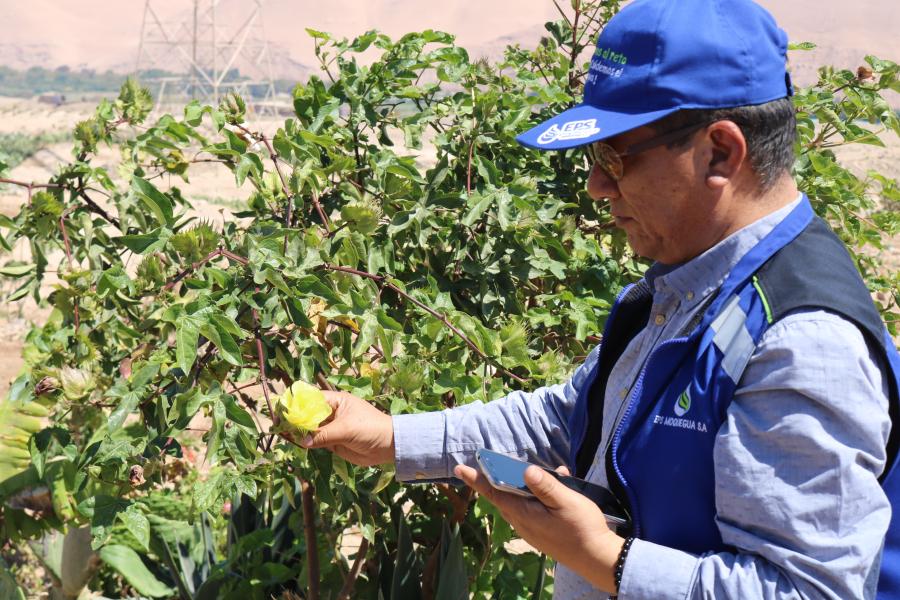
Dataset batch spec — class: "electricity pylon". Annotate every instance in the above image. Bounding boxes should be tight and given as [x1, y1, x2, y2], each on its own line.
[134, 0, 280, 115]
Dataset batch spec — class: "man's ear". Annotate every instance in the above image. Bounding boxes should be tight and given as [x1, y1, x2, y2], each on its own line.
[704, 120, 747, 189]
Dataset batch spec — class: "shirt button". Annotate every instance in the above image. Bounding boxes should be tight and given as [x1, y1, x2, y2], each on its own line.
[654, 314, 666, 325]
[686, 291, 695, 301]
[415, 472, 426, 480]
[619, 388, 628, 399]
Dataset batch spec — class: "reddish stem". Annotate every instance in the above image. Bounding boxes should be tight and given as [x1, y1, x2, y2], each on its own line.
[466, 139, 475, 197]
[301, 479, 321, 600]
[252, 297, 278, 453]
[162, 247, 248, 292]
[235, 124, 331, 236]
[58, 211, 80, 331]
[337, 536, 370, 600]
[0, 178, 62, 190]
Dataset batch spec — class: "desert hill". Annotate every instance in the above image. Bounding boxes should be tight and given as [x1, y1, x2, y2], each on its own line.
[0, 0, 896, 91]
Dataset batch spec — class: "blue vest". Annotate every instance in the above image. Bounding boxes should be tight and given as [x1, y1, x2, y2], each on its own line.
[568, 197, 900, 598]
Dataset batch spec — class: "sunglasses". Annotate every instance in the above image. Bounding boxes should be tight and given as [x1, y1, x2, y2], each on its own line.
[585, 121, 712, 181]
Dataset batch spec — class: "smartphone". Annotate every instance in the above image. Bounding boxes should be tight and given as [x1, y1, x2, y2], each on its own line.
[475, 448, 631, 529]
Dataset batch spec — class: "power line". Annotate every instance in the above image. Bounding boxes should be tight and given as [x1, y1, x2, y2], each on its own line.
[134, 0, 284, 116]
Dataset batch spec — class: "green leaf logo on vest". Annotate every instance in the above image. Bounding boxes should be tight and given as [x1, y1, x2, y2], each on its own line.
[674, 389, 691, 417]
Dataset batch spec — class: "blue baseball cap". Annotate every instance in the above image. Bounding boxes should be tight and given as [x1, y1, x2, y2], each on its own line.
[516, 0, 792, 150]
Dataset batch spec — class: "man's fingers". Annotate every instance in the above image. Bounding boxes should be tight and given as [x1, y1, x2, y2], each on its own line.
[321, 390, 345, 410]
[554, 465, 571, 476]
[300, 423, 338, 448]
[523, 465, 567, 510]
[454, 464, 501, 502]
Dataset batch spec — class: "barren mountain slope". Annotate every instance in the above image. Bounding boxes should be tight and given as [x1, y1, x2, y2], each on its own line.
[0, 0, 896, 92]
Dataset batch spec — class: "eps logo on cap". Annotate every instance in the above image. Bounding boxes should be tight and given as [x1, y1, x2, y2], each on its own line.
[537, 119, 601, 145]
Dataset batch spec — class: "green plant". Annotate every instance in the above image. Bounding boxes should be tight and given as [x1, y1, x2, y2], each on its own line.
[0, 2, 897, 598]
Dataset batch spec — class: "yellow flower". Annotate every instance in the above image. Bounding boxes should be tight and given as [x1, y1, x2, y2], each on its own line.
[277, 380, 332, 432]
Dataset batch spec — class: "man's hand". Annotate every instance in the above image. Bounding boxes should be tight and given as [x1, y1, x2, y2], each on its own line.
[454, 463, 624, 594]
[299, 391, 395, 467]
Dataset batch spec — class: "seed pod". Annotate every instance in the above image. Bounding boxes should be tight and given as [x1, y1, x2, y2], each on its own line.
[128, 465, 145, 487]
[60, 367, 92, 401]
[341, 198, 383, 234]
[136, 254, 166, 287]
[219, 92, 247, 125]
[34, 377, 59, 398]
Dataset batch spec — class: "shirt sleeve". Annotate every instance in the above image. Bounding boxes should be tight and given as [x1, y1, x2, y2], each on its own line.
[619, 310, 892, 600]
[391, 346, 601, 482]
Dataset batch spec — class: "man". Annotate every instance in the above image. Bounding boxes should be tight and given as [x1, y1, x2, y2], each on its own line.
[301, 0, 900, 597]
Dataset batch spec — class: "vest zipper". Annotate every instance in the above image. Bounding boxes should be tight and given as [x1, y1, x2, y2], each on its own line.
[609, 335, 689, 538]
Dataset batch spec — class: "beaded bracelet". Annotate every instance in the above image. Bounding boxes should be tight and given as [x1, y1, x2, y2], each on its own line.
[613, 536, 636, 594]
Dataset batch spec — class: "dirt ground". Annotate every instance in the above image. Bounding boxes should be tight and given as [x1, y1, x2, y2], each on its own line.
[1, 96, 899, 400]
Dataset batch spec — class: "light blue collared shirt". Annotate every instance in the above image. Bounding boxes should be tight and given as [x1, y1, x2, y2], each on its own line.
[392, 197, 892, 599]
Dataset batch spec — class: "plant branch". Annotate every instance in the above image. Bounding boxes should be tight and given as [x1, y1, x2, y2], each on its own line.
[162, 247, 248, 291]
[253, 295, 278, 453]
[58, 207, 80, 330]
[336, 536, 370, 600]
[301, 479, 320, 600]
[0, 178, 63, 195]
[319, 263, 527, 384]
[466, 139, 476, 197]
[77, 189, 121, 229]
[236, 124, 331, 237]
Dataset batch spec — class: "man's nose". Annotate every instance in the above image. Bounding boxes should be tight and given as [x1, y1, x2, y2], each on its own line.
[586, 162, 620, 201]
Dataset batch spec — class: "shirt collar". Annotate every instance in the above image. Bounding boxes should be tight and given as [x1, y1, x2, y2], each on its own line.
[646, 194, 803, 304]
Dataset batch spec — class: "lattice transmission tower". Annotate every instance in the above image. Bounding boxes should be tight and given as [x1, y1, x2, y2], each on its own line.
[134, 0, 281, 115]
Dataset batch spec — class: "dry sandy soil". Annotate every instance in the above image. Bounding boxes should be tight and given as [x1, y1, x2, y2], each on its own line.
[1, 95, 899, 399]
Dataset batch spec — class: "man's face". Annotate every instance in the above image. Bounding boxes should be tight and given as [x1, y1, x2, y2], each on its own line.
[586, 125, 717, 265]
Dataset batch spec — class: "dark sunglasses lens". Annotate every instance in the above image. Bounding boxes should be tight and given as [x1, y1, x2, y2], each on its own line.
[592, 143, 623, 180]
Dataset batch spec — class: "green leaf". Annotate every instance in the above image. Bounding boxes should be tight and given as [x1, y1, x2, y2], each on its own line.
[369, 465, 395, 495]
[27, 435, 45, 479]
[184, 100, 203, 126]
[77, 495, 130, 549]
[0, 264, 35, 277]
[305, 28, 330, 39]
[97, 265, 131, 298]
[201, 320, 243, 367]
[462, 193, 494, 227]
[376, 309, 403, 332]
[205, 398, 226, 465]
[98, 545, 174, 597]
[332, 454, 355, 492]
[108, 391, 142, 432]
[391, 515, 421, 600]
[789, 41, 816, 51]
[119, 504, 151, 551]
[192, 471, 223, 514]
[132, 177, 175, 227]
[434, 522, 468, 600]
[293, 275, 342, 305]
[175, 318, 201, 375]
[235, 153, 264, 187]
[221, 395, 256, 430]
[117, 228, 170, 254]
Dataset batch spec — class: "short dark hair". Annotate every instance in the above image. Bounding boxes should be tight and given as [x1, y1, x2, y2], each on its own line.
[652, 97, 797, 191]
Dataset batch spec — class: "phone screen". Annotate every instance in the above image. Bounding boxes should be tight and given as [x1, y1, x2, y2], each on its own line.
[475, 448, 632, 529]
